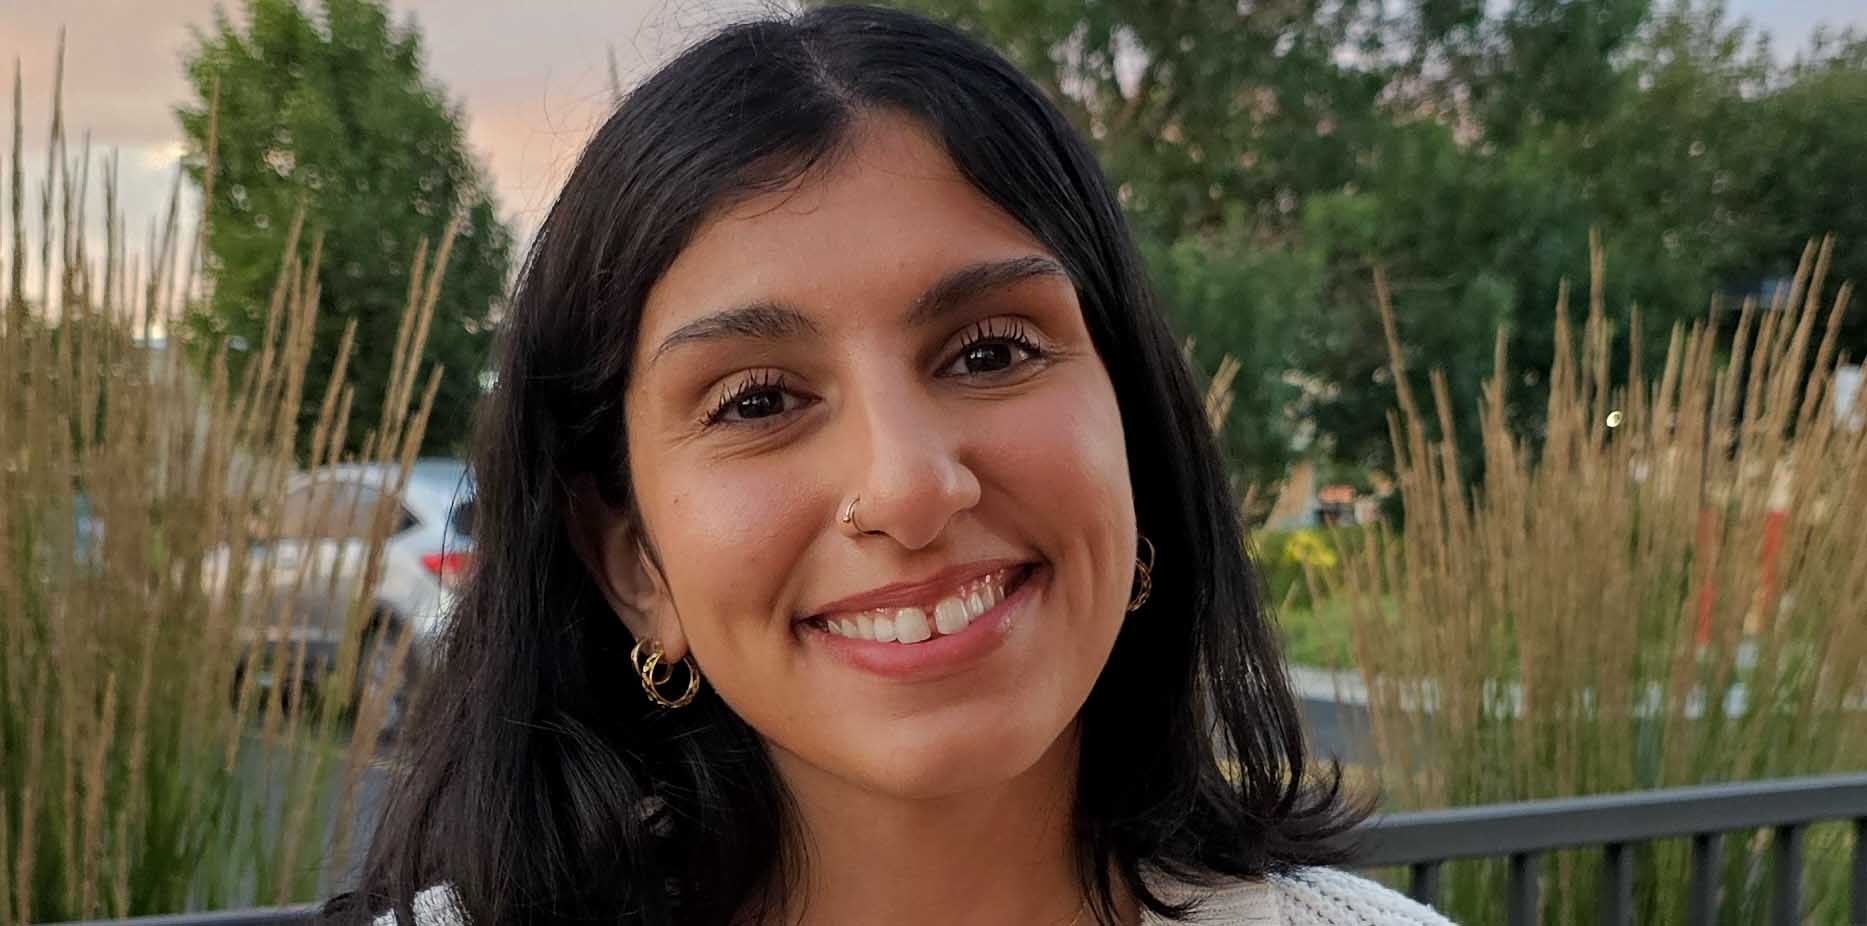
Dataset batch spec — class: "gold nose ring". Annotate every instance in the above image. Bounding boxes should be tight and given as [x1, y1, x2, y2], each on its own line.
[841, 495, 867, 534]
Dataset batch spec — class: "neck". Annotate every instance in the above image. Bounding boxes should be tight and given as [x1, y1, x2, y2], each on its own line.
[759, 725, 1118, 926]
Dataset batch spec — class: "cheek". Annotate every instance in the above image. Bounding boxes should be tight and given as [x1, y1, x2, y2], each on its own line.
[976, 366, 1135, 626]
[633, 456, 827, 645]
[986, 367, 1133, 539]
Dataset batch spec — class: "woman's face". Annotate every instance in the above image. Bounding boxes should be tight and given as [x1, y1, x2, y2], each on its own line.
[612, 115, 1135, 800]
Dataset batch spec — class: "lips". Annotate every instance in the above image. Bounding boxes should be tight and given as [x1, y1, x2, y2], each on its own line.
[805, 562, 1046, 680]
[803, 559, 1036, 619]
[808, 564, 1035, 644]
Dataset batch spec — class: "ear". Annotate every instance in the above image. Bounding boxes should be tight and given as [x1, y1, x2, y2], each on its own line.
[566, 478, 689, 661]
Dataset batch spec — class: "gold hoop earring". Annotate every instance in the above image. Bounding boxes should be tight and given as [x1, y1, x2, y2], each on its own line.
[631, 638, 701, 708]
[1126, 536, 1155, 613]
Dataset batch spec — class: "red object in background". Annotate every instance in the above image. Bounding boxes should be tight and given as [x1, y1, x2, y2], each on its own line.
[422, 551, 473, 586]
[1756, 508, 1788, 621]
[1693, 501, 1789, 646]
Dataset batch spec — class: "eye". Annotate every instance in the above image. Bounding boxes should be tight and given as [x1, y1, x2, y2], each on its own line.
[941, 318, 1046, 378]
[702, 370, 805, 428]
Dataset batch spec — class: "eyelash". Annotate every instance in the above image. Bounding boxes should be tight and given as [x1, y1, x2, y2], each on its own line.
[698, 318, 1049, 430]
[702, 369, 793, 428]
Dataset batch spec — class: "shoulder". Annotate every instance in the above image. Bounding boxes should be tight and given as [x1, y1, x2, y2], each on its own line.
[376, 869, 1455, 926]
[1266, 868, 1456, 926]
[1146, 868, 1455, 926]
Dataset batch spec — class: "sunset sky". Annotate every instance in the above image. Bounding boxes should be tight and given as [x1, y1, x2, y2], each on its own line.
[2, 0, 1861, 266]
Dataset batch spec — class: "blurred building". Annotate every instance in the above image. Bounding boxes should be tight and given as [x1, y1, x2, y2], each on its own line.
[1263, 460, 1388, 531]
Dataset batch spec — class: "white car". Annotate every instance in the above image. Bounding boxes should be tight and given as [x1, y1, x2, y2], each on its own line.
[205, 459, 475, 733]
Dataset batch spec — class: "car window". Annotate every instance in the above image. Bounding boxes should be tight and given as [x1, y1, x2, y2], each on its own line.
[277, 481, 390, 539]
[449, 497, 475, 539]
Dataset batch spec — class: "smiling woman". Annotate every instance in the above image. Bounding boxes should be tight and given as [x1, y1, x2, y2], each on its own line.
[328, 5, 1451, 926]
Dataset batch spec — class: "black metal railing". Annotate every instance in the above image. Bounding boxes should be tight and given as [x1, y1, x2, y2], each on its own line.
[45, 908, 321, 926]
[1351, 772, 1867, 926]
[40, 773, 1867, 926]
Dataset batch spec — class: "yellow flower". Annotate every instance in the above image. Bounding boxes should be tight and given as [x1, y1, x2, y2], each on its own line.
[1282, 529, 1339, 570]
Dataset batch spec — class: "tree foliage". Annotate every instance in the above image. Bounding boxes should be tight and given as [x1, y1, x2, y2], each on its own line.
[908, 0, 1390, 242]
[178, 0, 512, 457]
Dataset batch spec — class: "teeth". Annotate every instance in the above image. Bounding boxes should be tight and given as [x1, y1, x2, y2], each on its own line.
[816, 566, 1024, 645]
[895, 607, 932, 643]
[933, 597, 968, 635]
[964, 590, 985, 620]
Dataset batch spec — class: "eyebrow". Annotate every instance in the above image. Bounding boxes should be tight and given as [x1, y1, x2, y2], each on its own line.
[649, 254, 1071, 366]
[905, 254, 1071, 327]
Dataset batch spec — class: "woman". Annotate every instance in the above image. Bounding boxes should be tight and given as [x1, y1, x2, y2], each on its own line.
[337, 5, 1453, 925]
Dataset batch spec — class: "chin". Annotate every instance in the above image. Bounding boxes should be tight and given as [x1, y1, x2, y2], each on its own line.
[840, 704, 1077, 800]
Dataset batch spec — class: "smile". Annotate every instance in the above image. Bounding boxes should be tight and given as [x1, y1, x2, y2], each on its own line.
[806, 564, 1037, 645]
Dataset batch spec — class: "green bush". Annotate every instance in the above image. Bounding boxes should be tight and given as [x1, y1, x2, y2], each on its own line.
[1253, 523, 1379, 612]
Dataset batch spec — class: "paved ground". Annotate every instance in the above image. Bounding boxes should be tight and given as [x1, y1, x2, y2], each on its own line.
[1290, 664, 1377, 765]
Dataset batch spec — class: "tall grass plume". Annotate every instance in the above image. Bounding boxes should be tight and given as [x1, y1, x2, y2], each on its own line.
[1, 49, 455, 922]
[1331, 232, 1866, 924]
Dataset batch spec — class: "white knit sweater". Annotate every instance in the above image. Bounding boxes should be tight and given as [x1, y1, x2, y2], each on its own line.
[380, 868, 1454, 926]
[1143, 867, 1455, 925]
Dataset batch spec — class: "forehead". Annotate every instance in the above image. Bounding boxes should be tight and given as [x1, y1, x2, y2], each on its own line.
[639, 115, 1055, 344]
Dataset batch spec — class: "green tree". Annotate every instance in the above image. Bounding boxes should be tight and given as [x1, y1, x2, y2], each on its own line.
[1298, 121, 1594, 472]
[178, 0, 512, 457]
[1539, 3, 1867, 350]
[1480, 0, 1655, 142]
[1730, 29, 1867, 346]
[1145, 229, 1320, 490]
[886, 0, 1393, 243]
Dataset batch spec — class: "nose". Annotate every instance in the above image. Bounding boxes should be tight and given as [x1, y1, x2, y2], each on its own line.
[843, 377, 982, 551]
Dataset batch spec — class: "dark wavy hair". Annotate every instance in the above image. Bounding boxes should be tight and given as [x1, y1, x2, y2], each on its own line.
[331, 6, 1363, 925]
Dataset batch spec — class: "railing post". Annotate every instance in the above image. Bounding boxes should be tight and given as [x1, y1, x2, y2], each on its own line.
[1852, 818, 1866, 926]
[1409, 861, 1442, 907]
[1601, 842, 1633, 926]
[1773, 824, 1804, 926]
[1509, 852, 1541, 926]
[1688, 832, 1721, 925]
